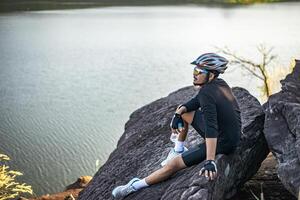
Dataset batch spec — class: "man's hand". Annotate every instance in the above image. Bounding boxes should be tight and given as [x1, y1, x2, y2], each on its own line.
[170, 113, 184, 131]
[199, 160, 217, 181]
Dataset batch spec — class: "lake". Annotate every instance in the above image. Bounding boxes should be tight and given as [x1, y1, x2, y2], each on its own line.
[0, 3, 299, 196]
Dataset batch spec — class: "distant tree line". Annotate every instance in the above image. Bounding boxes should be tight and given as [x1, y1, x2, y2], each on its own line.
[0, 0, 298, 12]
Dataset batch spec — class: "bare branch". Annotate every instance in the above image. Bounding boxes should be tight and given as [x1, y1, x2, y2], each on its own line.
[216, 44, 277, 98]
[217, 46, 260, 69]
[231, 61, 264, 80]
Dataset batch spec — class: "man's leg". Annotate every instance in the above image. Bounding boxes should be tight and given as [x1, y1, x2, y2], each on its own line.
[178, 111, 195, 140]
[161, 111, 196, 166]
[176, 105, 195, 140]
[145, 155, 187, 185]
[112, 155, 187, 198]
[174, 109, 195, 151]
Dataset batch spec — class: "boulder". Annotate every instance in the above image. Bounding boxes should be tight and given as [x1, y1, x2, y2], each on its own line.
[78, 86, 269, 200]
[65, 176, 93, 190]
[21, 176, 92, 200]
[263, 59, 300, 196]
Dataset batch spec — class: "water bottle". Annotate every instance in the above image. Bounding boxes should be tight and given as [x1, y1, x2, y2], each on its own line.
[170, 133, 177, 143]
[178, 122, 183, 131]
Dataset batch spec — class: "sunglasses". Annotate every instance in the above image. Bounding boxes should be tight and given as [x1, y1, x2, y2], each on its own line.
[193, 67, 208, 76]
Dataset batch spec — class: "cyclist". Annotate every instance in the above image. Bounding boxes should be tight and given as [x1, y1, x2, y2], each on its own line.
[112, 53, 241, 199]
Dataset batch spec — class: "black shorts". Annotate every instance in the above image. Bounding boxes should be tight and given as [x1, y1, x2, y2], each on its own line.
[182, 110, 236, 167]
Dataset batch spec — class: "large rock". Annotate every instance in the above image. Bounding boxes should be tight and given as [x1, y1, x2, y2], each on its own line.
[78, 86, 269, 200]
[19, 176, 92, 200]
[263, 59, 300, 196]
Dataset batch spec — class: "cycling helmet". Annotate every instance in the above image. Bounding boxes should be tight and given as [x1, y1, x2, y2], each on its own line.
[191, 53, 228, 74]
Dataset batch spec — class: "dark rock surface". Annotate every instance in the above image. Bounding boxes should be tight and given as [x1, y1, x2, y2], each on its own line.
[230, 153, 297, 200]
[78, 86, 269, 200]
[263, 59, 300, 197]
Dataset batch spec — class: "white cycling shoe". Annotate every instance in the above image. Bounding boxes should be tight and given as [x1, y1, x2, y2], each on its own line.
[112, 177, 140, 198]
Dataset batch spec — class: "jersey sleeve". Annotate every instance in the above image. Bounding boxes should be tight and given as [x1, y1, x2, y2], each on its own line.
[199, 92, 219, 138]
[182, 96, 200, 112]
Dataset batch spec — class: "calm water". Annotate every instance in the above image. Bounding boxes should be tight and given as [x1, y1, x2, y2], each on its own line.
[0, 3, 299, 196]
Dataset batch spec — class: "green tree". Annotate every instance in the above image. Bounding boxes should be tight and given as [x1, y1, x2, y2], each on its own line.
[0, 153, 33, 200]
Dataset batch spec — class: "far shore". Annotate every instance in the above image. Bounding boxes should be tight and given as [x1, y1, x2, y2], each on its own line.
[0, 0, 298, 13]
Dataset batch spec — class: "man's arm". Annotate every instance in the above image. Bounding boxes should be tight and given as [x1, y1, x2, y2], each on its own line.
[181, 96, 200, 113]
[175, 105, 187, 115]
[199, 92, 218, 180]
[170, 96, 199, 130]
[206, 138, 217, 160]
[203, 138, 217, 180]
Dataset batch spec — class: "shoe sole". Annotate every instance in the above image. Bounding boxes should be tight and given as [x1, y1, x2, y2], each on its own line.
[112, 177, 140, 198]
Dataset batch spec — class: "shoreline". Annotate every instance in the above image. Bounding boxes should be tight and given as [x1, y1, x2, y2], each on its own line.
[0, 0, 297, 13]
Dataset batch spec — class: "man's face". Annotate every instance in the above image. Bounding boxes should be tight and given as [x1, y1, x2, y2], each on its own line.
[193, 67, 208, 86]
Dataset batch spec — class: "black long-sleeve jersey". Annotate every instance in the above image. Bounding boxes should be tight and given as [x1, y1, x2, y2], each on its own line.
[183, 78, 241, 146]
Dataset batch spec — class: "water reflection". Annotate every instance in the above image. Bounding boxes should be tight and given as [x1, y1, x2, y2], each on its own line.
[0, 3, 299, 196]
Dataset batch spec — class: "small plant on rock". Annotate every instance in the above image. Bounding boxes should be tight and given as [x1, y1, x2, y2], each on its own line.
[0, 153, 33, 200]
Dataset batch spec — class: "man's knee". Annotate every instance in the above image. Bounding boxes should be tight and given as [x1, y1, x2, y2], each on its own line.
[175, 105, 195, 125]
[181, 112, 195, 125]
[176, 104, 183, 112]
[164, 156, 187, 173]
